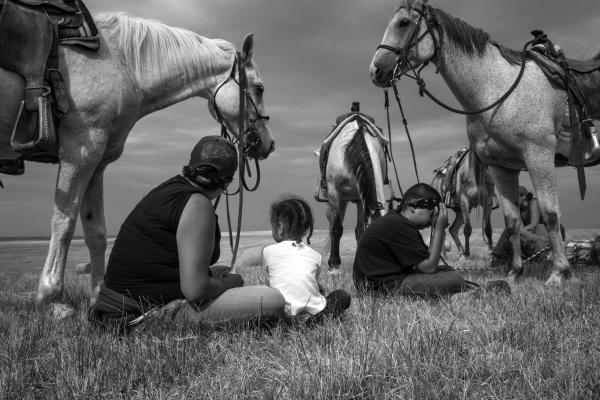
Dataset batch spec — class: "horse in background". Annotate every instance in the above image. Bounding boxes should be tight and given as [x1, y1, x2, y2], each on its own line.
[431, 148, 496, 259]
[369, 0, 600, 285]
[315, 115, 389, 273]
[0, 12, 274, 317]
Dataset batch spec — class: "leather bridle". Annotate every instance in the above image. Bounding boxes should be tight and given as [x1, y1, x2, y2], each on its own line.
[376, 6, 440, 84]
[376, 5, 534, 116]
[211, 51, 272, 270]
[211, 53, 270, 160]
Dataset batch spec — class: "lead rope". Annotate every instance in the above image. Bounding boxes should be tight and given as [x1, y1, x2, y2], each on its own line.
[390, 82, 420, 182]
[384, 89, 404, 209]
[230, 51, 246, 271]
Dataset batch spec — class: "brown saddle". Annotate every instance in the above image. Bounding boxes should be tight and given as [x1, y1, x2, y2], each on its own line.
[433, 147, 469, 208]
[315, 114, 389, 202]
[526, 32, 600, 199]
[528, 47, 600, 117]
[0, 0, 99, 163]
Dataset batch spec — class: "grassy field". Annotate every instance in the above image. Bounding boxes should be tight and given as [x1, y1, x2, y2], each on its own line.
[1, 229, 600, 399]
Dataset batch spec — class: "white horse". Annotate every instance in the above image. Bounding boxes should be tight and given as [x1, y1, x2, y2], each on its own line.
[0, 12, 274, 317]
[319, 115, 389, 272]
[369, 0, 600, 285]
[431, 148, 496, 258]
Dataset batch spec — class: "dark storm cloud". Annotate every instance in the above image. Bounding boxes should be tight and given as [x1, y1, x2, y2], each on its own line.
[2, 0, 600, 236]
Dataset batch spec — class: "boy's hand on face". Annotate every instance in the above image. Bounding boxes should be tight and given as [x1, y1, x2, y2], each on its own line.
[434, 203, 449, 230]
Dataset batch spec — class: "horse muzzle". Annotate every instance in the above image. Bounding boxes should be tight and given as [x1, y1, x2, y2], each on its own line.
[369, 63, 394, 88]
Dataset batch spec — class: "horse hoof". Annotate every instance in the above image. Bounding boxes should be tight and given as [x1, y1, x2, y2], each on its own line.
[50, 303, 76, 320]
[328, 268, 342, 276]
[544, 271, 566, 287]
[507, 268, 524, 283]
[75, 262, 91, 274]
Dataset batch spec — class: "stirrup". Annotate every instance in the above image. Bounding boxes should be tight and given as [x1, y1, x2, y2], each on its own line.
[0, 159, 25, 175]
[314, 179, 328, 202]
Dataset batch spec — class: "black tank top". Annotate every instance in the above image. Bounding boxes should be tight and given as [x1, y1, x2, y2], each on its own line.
[104, 175, 221, 305]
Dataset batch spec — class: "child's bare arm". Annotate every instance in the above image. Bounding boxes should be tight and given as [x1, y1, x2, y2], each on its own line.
[233, 246, 264, 272]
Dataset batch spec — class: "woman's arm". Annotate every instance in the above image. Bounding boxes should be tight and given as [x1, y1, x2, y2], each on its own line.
[416, 204, 449, 274]
[177, 194, 242, 303]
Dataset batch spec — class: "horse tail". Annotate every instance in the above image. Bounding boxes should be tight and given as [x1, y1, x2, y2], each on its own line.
[344, 124, 380, 218]
[476, 155, 494, 247]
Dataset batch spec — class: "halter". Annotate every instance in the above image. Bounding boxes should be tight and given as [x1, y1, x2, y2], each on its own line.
[211, 51, 271, 270]
[211, 53, 270, 159]
[376, 6, 440, 85]
[376, 5, 536, 116]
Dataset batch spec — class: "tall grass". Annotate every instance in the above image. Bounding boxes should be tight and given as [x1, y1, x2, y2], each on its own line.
[1, 247, 600, 399]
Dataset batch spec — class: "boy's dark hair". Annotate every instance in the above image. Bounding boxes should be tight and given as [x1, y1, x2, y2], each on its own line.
[399, 183, 442, 211]
[269, 196, 314, 244]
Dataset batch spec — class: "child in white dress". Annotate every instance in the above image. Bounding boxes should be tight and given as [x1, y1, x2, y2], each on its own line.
[262, 196, 351, 322]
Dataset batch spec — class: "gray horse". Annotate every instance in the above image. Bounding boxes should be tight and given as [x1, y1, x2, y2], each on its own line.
[431, 148, 496, 259]
[369, 0, 600, 285]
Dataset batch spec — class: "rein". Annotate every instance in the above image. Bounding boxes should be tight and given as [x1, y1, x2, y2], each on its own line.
[211, 51, 271, 269]
[377, 6, 541, 115]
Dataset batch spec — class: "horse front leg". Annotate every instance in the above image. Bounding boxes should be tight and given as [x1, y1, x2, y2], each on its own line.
[525, 151, 570, 285]
[487, 165, 522, 276]
[326, 198, 346, 273]
[79, 165, 108, 302]
[448, 209, 464, 256]
[36, 158, 98, 318]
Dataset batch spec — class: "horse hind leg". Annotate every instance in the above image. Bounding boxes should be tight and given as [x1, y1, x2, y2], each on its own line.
[448, 209, 465, 256]
[78, 165, 108, 302]
[459, 200, 472, 257]
[354, 200, 366, 242]
[326, 198, 347, 273]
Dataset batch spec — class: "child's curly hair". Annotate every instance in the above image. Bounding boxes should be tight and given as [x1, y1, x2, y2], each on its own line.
[269, 196, 314, 244]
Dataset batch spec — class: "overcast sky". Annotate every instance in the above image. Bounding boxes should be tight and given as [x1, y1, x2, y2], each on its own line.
[2, 0, 600, 238]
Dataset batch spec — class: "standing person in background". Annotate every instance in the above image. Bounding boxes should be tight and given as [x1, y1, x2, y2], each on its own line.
[89, 135, 285, 332]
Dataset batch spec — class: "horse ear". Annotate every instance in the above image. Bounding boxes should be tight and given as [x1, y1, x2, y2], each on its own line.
[241, 33, 254, 65]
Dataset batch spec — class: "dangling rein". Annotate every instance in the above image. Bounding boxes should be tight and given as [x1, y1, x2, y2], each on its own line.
[210, 51, 270, 270]
[387, 33, 541, 115]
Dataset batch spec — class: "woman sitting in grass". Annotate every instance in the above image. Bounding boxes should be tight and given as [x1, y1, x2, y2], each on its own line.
[240, 196, 351, 323]
[88, 136, 285, 332]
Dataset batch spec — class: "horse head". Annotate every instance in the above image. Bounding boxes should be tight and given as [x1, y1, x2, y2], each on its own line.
[369, 0, 437, 87]
[208, 33, 274, 160]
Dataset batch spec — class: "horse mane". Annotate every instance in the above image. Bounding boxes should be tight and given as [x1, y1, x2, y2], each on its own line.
[344, 123, 378, 215]
[94, 12, 236, 83]
[428, 6, 521, 66]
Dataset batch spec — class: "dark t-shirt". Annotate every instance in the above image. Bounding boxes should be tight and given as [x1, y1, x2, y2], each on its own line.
[104, 175, 220, 305]
[353, 212, 429, 290]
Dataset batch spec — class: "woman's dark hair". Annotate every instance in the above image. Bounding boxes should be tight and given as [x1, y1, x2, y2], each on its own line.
[269, 196, 314, 244]
[399, 183, 442, 211]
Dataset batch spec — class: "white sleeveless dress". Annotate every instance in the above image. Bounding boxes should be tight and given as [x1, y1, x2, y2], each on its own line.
[262, 241, 326, 317]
